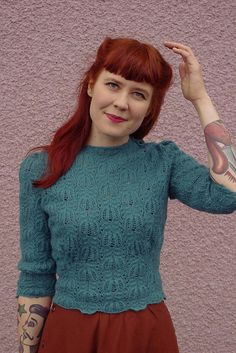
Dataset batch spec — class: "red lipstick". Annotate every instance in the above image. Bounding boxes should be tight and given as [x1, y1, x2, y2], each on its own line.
[105, 113, 126, 123]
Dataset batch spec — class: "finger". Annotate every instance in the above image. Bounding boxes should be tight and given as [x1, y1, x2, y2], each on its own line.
[172, 47, 189, 56]
[171, 47, 192, 60]
[168, 46, 198, 65]
[163, 41, 191, 50]
[164, 41, 194, 54]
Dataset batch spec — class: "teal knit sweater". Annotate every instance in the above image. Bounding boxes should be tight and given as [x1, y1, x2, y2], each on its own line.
[16, 136, 236, 314]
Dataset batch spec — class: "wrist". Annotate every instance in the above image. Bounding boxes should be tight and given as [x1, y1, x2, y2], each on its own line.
[191, 93, 211, 109]
[190, 93, 220, 130]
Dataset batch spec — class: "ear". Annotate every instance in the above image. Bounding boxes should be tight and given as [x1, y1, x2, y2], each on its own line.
[87, 80, 94, 97]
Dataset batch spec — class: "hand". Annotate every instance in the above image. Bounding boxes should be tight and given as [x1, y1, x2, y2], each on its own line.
[164, 41, 208, 102]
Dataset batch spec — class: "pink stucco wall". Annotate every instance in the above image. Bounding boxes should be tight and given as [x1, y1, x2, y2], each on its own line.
[1, 0, 235, 352]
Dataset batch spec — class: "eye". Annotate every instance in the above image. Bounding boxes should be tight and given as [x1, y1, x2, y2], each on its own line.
[105, 82, 146, 99]
[133, 92, 146, 99]
[106, 82, 118, 89]
[28, 320, 35, 327]
[106, 82, 118, 88]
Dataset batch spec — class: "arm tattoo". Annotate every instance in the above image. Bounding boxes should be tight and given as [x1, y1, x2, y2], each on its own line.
[204, 119, 236, 183]
[18, 303, 50, 353]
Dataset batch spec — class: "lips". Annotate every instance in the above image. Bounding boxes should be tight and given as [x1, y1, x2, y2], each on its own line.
[105, 113, 126, 122]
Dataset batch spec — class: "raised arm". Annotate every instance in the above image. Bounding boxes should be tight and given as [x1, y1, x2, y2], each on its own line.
[192, 95, 236, 191]
[164, 41, 236, 192]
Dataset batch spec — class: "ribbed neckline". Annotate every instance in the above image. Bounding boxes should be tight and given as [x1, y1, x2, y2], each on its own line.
[82, 136, 134, 154]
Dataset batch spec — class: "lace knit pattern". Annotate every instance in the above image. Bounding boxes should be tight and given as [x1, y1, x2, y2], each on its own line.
[16, 137, 236, 314]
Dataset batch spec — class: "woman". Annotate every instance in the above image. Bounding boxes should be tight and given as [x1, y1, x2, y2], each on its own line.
[16, 37, 236, 353]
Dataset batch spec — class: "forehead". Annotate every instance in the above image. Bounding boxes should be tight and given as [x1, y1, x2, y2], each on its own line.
[99, 69, 153, 92]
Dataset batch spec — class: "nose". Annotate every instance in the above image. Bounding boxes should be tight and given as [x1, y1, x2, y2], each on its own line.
[113, 92, 129, 110]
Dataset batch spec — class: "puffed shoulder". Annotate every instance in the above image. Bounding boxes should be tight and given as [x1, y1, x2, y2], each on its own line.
[19, 151, 48, 182]
[146, 139, 178, 148]
[144, 139, 179, 156]
[157, 140, 181, 150]
[153, 139, 194, 161]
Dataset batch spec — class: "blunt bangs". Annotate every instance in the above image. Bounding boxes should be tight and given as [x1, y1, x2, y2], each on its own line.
[103, 42, 160, 87]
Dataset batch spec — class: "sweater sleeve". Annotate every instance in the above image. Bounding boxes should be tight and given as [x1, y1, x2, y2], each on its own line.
[16, 152, 57, 298]
[163, 140, 236, 214]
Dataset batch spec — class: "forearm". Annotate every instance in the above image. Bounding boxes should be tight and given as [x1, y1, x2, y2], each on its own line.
[192, 94, 236, 192]
[17, 296, 52, 353]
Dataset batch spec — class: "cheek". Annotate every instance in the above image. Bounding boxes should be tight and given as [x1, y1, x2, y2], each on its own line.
[94, 91, 111, 106]
[135, 115, 146, 127]
[90, 95, 109, 115]
[132, 109, 147, 122]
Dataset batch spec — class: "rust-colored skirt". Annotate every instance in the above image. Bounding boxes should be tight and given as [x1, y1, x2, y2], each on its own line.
[38, 300, 179, 353]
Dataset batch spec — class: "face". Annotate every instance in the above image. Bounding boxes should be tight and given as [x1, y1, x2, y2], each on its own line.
[22, 312, 44, 346]
[86, 69, 153, 147]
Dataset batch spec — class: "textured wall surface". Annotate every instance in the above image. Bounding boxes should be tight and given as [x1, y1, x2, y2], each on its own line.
[1, 0, 235, 352]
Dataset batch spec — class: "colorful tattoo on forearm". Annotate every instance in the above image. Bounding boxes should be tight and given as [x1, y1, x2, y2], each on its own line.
[204, 119, 236, 183]
[18, 303, 50, 353]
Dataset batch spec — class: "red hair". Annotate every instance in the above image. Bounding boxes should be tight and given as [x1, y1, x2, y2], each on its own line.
[27, 36, 173, 188]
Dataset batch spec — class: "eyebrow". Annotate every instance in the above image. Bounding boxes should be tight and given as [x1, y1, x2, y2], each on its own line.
[29, 318, 37, 323]
[104, 77, 150, 97]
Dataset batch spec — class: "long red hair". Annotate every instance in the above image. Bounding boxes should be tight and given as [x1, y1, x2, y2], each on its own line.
[27, 36, 173, 188]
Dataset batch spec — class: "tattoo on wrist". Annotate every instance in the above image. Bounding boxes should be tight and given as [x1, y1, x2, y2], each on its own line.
[18, 303, 50, 352]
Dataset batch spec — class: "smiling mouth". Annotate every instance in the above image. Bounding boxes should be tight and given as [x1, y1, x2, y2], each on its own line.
[105, 113, 127, 121]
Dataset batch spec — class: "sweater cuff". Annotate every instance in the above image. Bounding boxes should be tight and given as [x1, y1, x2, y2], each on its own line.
[16, 272, 57, 298]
